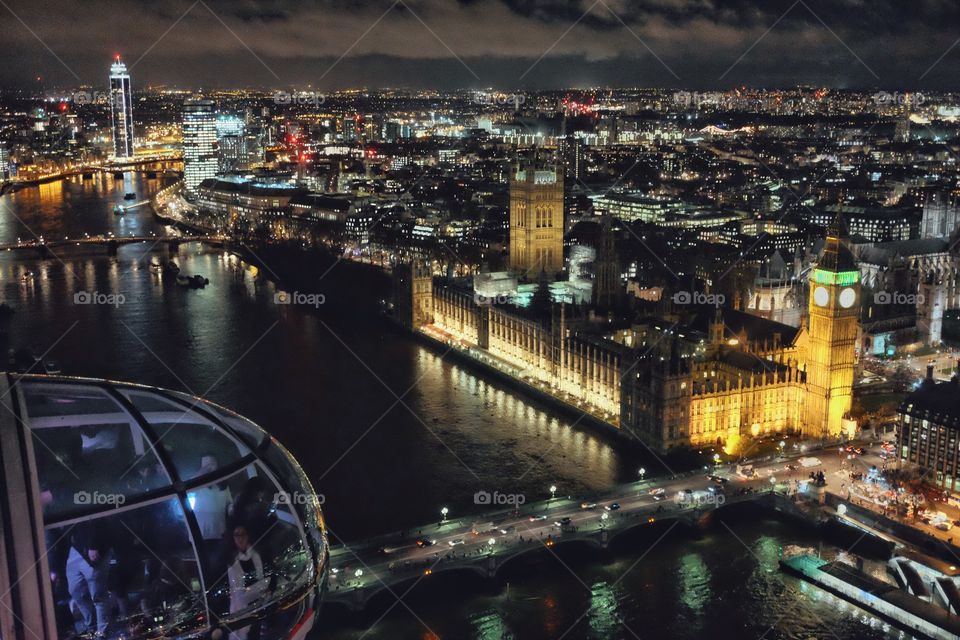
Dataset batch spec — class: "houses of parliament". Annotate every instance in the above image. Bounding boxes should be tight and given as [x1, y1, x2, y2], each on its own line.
[395, 156, 860, 453]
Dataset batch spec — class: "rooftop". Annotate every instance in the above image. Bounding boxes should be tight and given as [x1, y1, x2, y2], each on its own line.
[901, 377, 960, 429]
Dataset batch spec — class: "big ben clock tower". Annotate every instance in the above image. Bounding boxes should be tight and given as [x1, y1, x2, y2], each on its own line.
[805, 215, 860, 439]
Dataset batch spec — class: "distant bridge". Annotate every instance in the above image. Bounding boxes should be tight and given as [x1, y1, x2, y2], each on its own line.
[7, 156, 183, 186]
[1, 235, 229, 256]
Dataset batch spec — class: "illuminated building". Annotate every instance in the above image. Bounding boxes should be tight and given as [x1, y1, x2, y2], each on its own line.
[182, 99, 218, 195]
[196, 177, 304, 236]
[216, 114, 246, 172]
[591, 192, 696, 224]
[509, 152, 564, 277]
[109, 57, 135, 159]
[921, 192, 960, 239]
[812, 204, 919, 242]
[746, 251, 803, 328]
[557, 135, 584, 181]
[0, 374, 327, 639]
[804, 216, 860, 439]
[855, 238, 958, 354]
[898, 365, 960, 493]
[396, 219, 861, 451]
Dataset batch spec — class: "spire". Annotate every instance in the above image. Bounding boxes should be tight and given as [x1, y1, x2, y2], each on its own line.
[828, 196, 848, 240]
[817, 195, 857, 272]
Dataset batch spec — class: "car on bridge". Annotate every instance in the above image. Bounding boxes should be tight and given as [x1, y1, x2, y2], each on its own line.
[416, 537, 436, 547]
[471, 522, 498, 534]
[605, 502, 621, 511]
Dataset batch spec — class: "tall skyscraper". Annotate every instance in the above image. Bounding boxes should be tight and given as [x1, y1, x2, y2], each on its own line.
[805, 215, 860, 439]
[216, 115, 245, 172]
[509, 152, 564, 277]
[558, 135, 584, 182]
[182, 99, 218, 194]
[109, 56, 134, 159]
[0, 142, 9, 180]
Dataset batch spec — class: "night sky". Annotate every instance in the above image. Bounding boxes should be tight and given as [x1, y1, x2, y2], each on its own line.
[0, 0, 958, 90]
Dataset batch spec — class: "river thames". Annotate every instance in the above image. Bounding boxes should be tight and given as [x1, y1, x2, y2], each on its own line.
[0, 172, 903, 639]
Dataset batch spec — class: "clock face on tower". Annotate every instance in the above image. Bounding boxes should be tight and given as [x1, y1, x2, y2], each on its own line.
[838, 287, 856, 309]
[813, 286, 829, 307]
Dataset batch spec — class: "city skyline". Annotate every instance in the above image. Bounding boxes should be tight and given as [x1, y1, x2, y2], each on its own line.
[1, 0, 960, 90]
[3, 4, 960, 637]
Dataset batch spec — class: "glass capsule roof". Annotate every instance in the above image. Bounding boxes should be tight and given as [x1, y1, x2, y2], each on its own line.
[13, 375, 327, 639]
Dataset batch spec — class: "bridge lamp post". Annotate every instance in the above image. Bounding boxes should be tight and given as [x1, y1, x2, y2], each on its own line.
[769, 476, 777, 493]
[549, 485, 557, 500]
[441, 506, 449, 523]
[601, 512, 609, 529]
[488, 538, 496, 554]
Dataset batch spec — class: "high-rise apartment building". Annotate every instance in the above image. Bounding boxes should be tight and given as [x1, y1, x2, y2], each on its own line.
[183, 99, 218, 194]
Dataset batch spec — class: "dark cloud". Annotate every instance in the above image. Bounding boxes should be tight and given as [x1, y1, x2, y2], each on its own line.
[0, 0, 957, 89]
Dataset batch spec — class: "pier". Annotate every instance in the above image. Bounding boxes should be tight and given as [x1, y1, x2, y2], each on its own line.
[782, 554, 960, 640]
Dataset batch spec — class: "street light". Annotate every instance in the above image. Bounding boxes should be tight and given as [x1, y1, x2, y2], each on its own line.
[441, 506, 449, 522]
[638, 468, 646, 480]
[354, 569, 363, 578]
[549, 485, 557, 500]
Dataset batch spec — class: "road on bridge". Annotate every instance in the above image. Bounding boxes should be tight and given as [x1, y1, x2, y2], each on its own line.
[326, 442, 889, 599]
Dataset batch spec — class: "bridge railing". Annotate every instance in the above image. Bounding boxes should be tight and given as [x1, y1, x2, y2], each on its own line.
[326, 489, 798, 599]
[328, 467, 715, 557]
